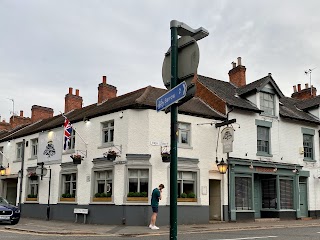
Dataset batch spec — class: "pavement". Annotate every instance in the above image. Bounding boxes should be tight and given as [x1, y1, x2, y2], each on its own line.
[4, 218, 320, 237]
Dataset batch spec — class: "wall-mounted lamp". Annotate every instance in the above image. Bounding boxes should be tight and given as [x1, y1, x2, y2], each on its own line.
[216, 158, 228, 174]
[273, 165, 278, 172]
[292, 165, 299, 173]
[0, 165, 6, 176]
[5, 163, 10, 175]
[249, 162, 254, 169]
[119, 112, 123, 119]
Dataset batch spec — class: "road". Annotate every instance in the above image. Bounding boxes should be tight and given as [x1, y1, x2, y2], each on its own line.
[1, 225, 320, 240]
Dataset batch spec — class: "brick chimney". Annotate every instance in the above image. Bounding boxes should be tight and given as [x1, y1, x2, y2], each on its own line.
[228, 57, 246, 87]
[31, 105, 54, 123]
[65, 87, 83, 113]
[0, 119, 11, 131]
[98, 76, 117, 103]
[291, 83, 317, 100]
[10, 110, 32, 128]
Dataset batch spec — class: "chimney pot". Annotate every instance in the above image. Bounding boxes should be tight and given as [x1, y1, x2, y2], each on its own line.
[228, 57, 246, 87]
[293, 85, 297, 93]
[305, 83, 309, 89]
[20, 110, 23, 117]
[268, 73, 272, 77]
[102, 76, 107, 84]
[297, 84, 301, 92]
[76, 89, 79, 96]
[68, 87, 73, 95]
[237, 57, 242, 66]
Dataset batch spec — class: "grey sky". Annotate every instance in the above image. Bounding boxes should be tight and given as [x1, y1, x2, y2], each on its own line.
[1, 0, 320, 121]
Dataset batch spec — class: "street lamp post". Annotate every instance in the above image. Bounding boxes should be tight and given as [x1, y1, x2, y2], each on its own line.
[169, 20, 208, 240]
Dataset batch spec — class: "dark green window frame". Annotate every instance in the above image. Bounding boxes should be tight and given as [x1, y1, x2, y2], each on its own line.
[301, 127, 315, 161]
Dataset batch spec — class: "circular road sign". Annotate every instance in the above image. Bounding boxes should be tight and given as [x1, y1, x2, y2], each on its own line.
[162, 36, 200, 89]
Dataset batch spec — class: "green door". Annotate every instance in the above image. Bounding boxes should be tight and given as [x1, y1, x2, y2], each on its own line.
[254, 178, 261, 218]
[299, 182, 308, 217]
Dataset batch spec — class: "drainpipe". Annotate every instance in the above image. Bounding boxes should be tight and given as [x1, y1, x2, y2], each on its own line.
[18, 139, 25, 211]
[46, 167, 52, 220]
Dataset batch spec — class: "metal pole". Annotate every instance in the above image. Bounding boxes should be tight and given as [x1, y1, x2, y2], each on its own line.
[18, 139, 25, 211]
[46, 168, 52, 220]
[170, 24, 178, 240]
[227, 152, 230, 222]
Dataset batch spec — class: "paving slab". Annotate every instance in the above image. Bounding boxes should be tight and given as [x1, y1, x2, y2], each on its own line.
[4, 218, 320, 236]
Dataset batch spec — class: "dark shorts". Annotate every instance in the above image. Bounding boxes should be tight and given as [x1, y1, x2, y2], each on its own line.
[152, 206, 158, 213]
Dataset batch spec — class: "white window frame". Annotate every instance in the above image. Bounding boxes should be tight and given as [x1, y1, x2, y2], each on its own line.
[177, 171, 197, 197]
[178, 122, 191, 147]
[27, 178, 39, 199]
[31, 138, 38, 159]
[67, 130, 76, 150]
[260, 92, 275, 116]
[16, 142, 23, 160]
[61, 173, 77, 197]
[127, 169, 149, 194]
[102, 120, 114, 144]
[95, 170, 113, 196]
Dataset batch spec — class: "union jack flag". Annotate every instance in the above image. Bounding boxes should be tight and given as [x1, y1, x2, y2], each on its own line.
[63, 117, 73, 150]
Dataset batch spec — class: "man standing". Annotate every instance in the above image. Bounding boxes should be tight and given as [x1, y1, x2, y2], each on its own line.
[149, 184, 164, 230]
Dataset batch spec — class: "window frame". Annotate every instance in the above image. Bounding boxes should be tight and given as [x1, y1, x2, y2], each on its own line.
[279, 178, 294, 210]
[235, 176, 253, 210]
[260, 92, 275, 116]
[61, 172, 77, 197]
[16, 142, 23, 160]
[177, 171, 197, 198]
[27, 178, 39, 199]
[255, 120, 273, 157]
[94, 170, 113, 196]
[303, 134, 314, 161]
[0, 147, 3, 165]
[101, 120, 114, 145]
[127, 168, 149, 194]
[257, 126, 270, 155]
[30, 138, 38, 159]
[178, 122, 191, 147]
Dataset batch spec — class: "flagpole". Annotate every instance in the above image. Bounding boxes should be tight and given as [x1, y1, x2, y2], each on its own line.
[60, 112, 88, 147]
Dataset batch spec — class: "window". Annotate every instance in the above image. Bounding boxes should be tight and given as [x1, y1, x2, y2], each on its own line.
[235, 177, 252, 210]
[128, 169, 148, 194]
[16, 142, 23, 160]
[95, 170, 112, 195]
[260, 92, 275, 115]
[28, 179, 38, 199]
[177, 171, 197, 197]
[0, 147, 3, 165]
[62, 173, 77, 197]
[67, 130, 76, 150]
[102, 121, 114, 144]
[303, 134, 313, 160]
[280, 179, 293, 209]
[178, 122, 191, 145]
[257, 126, 270, 154]
[261, 178, 277, 209]
[31, 139, 38, 158]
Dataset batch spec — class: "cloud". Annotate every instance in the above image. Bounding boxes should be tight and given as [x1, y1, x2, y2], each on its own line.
[1, 0, 320, 120]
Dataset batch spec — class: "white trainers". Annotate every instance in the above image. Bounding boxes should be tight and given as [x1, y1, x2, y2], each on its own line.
[149, 224, 153, 228]
[151, 225, 159, 230]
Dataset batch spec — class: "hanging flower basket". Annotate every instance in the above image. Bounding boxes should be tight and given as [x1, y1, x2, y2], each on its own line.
[28, 172, 38, 181]
[70, 154, 83, 164]
[105, 150, 119, 161]
[161, 153, 170, 162]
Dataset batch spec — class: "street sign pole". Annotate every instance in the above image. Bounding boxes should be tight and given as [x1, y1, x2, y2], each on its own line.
[170, 23, 178, 240]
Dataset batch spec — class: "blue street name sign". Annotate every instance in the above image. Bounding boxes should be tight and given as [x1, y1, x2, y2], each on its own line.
[156, 81, 187, 112]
